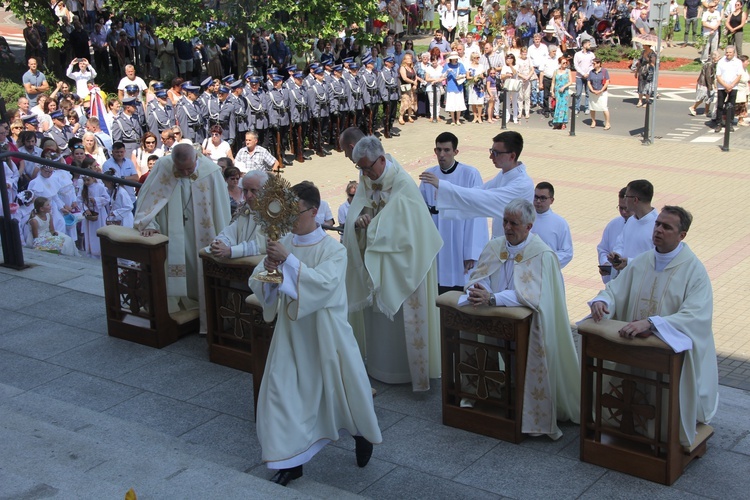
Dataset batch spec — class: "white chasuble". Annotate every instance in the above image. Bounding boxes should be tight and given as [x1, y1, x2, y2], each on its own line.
[249, 229, 382, 468]
[134, 154, 230, 329]
[468, 235, 581, 439]
[593, 244, 719, 446]
[343, 155, 443, 392]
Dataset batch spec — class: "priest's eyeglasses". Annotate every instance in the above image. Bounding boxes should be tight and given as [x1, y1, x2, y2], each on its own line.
[356, 156, 381, 171]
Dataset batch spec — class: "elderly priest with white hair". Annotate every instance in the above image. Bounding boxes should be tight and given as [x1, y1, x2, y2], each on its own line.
[344, 135, 443, 392]
[589, 205, 719, 447]
[134, 143, 231, 333]
[464, 198, 580, 440]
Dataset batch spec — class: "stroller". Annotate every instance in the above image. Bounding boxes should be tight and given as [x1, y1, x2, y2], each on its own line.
[594, 19, 619, 46]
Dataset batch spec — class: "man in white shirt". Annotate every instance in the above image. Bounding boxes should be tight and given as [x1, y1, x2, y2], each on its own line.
[527, 34, 550, 109]
[117, 64, 147, 102]
[596, 187, 631, 284]
[608, 179, 657, 275]
[713, 45, 743, 133]
[540, 45, 560, 117]
[573, 39, 595, 114]
[701, 2, 721, 63]
[420, 132, 489, 294]
[419, 131, 534, 238]
[531, 182, 573, 268]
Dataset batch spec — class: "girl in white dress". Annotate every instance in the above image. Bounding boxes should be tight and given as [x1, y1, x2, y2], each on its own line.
[29, 197, 77, 256]
[78, 175, 109, 257]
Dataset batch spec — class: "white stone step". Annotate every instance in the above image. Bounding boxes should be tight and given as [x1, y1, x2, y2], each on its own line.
[0, 387, 362, 499]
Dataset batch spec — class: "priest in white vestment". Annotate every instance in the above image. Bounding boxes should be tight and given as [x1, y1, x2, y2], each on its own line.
[463, 198, 580, 440]
[597, 187, 631, 284]
[344, 136, 443, 392]
[531, 182, 573, 269]
[609, 179, 657, 277]
[249, 181, 382, 486]
[134, 144, 231, 333]
[590, 206, 719, 447]
[210, 170, 268, 259]
[419, 131, 488, 293]
[419, 131, 534, 238]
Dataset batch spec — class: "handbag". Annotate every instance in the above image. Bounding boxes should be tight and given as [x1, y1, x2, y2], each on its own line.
[400, 83, 412, 93]
[504, 78, 522, 93]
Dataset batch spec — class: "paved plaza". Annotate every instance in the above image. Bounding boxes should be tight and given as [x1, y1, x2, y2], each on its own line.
[1, 121, 749, 498]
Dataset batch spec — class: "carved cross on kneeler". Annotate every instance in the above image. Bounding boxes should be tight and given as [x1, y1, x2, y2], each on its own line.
[219, 292, 253, 338]
[601, 380, 656, 435]
[458, 347, 506, 399]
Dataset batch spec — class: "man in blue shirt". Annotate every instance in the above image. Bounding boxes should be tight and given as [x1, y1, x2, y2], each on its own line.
[22, 57, 49, 108]
[102, 141, 139, 204]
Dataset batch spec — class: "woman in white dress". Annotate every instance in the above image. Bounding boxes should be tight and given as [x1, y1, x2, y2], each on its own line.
[466, 52, 486, 123]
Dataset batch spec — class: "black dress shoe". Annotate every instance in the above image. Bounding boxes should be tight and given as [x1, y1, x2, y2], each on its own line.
[303, 154, 313, 161]
[283, 158, 293, 166]
[390, 130, 400, 137]
[270, 465, 303, 486]
[354, 436, 373, 468]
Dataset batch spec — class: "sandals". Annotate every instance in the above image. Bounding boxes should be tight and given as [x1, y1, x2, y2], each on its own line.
[636, 102, 644, 108]
[604, 124, 611, 130]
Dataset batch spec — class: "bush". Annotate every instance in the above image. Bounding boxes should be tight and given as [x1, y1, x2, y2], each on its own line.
[0, 78, 26, 116]
[594, 45, 639, 62]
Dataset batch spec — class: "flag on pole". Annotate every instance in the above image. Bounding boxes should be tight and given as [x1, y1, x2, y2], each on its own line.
[89, 86, 109, 136]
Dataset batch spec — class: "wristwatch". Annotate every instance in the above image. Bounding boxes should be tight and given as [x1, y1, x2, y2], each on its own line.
[488, 294, 496, 307]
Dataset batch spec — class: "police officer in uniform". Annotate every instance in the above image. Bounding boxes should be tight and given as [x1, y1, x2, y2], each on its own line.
[288, 71, 312, 163]
[379, 55, 400, 139]
[246, 76, 270, 149]
[267, 74, 292, 167]
[198, 77, 217, 113]
[307, 66, 331, 157]
[45, 110, 74, 157]
[359, 55, 380, 135]
[345, 63, 364, 130]
[22, 115, 45, 147]
[175, 85, 206, 144]
[146, 89, 175, 146]
[229, 80, 249, 155]
[328, 64, 347, 152]
[112, 98, 145, 158]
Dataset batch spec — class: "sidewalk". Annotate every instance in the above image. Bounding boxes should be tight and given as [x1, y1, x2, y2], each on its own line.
[1, 91, 749, 498]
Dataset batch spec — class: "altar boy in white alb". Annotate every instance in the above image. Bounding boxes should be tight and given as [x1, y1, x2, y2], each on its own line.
[590, 206, 719, 447]
[420, 132, 489, 293]
[250, 181, 382, 487]
[531, 181, 573, 268]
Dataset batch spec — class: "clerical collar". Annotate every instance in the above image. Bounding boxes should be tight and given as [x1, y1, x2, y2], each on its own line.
[440, 161, 458, 175]
[654, 242, 683, 272]
[293, 226, 326, 246]
[507, 236, 532, 257]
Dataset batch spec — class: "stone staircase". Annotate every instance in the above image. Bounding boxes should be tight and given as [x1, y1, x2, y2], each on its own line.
[0, 249, 364, 499]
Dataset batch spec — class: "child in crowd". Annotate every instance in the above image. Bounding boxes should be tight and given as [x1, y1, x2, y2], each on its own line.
[29, 196, 78, 256]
